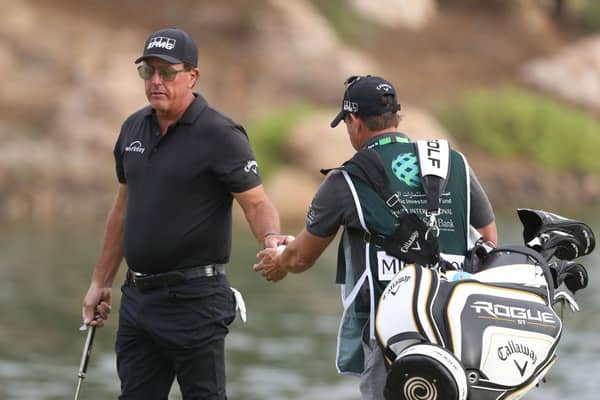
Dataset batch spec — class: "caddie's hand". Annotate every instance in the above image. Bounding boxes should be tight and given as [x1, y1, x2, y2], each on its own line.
[254, 248, 288, 282]
[82, 285, 112, 328]
[263, 234, 295, 249]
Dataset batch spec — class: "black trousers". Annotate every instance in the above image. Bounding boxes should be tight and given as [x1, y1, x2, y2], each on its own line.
[116, 274, 236, 400]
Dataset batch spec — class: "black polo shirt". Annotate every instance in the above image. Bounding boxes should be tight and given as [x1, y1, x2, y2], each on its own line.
[114, 94, 261, 274]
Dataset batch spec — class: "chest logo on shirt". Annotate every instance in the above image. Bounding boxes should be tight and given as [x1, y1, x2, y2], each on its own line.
[124, 140, 145, 154]
[244, 160, 258, 175]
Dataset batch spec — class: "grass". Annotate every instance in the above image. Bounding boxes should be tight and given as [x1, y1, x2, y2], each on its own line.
[246, 103, 317, 179]
[436, 86, 600, 174]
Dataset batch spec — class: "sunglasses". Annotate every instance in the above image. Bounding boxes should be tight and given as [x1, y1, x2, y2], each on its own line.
[137, 63, 187, 81]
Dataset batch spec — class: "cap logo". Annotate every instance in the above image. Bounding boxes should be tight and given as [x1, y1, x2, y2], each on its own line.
[147, 36, 176, 51]
[343, 100, 358, 113]
[377, 83, 393, 92]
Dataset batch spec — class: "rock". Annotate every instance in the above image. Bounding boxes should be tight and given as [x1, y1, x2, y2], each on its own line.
[50, 71, 145, 150]
[0, 137, 114, 220]
[0, 1, 147, 149]
[350, 0, 436, 30]
[521, 35, 600, 110]
[251, 0, 379, 106]
[397, 106, 456, 144]
[285, 107, 455, 179]
[0, 2, 70, 124]
[264, 166, 322, 225]
[285, 113, 355, 177]
[274, 107, 456, 224]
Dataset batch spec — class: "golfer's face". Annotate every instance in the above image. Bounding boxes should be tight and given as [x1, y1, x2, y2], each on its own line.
[141, 58, 196, 115]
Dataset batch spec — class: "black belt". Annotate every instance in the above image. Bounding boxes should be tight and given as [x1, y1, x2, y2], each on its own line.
[127, 264, 226, 293]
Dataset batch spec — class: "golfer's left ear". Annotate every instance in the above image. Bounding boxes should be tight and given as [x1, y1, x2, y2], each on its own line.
[189, 67, 199, 88]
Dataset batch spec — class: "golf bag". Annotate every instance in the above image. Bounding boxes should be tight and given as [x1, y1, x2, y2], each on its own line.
[375, 208, 595, 400]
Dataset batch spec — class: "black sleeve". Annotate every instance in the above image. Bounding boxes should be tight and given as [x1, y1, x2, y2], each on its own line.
[469, 166, 495, 228]
[113, 132, 126, 184]
[306, 171, 350, 237]
[212, 124, 262, 193]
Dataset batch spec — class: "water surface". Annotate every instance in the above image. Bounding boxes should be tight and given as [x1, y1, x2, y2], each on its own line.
[0, 211, 598, 399]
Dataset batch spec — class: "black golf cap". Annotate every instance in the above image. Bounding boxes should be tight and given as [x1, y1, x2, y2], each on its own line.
[330, 75, 400, 128]
[135, 28, 198, 67]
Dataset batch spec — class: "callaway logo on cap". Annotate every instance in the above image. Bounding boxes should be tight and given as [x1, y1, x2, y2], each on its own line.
[135, 28, 198, 67]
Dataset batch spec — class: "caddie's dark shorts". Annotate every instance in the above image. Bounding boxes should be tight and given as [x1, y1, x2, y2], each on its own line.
[116, 273, 236, 400]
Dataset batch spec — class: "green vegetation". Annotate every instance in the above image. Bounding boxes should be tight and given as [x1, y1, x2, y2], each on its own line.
[308, 0, 382, 44]
[574, 0, 600, 32]
[437, 86, 600, 174]
[246, 103, 317, 179]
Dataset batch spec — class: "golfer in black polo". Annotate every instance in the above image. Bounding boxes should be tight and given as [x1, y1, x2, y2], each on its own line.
[81, 28, 288, 399]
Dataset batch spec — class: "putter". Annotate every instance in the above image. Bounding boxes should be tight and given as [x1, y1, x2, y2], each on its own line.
[74, 321, 98, 400]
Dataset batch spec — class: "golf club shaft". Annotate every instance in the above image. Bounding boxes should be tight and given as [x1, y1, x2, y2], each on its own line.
[74, 379, 83, 400]
[74, 325, 97, 400]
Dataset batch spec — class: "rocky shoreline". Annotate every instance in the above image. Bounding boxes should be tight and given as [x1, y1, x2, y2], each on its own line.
[3, 108, 596, 225]
[1, 1, 598, 223]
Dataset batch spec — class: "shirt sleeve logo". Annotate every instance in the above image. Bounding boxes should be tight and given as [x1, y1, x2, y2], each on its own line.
[306, 204, 316, 226]
[243, 160, 258, 175]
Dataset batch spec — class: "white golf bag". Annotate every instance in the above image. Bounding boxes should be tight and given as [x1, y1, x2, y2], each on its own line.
[375, 209, 595, 400]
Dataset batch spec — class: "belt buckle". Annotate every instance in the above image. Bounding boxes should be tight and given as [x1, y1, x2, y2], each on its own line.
[165, 271, 186, 285]
[132, 271, 146, 278]
[135, 279, 151, 292]
[203, 265, 216, 277]
[134, 274, 159, 292]
[127, 270, 139, 287]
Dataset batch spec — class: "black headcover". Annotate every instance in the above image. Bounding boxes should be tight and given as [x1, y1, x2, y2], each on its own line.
[552, 260, 589, 293]
[518, 208, 595, 260]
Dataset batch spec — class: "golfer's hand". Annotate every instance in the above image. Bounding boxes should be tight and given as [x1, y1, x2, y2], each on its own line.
[254, 248, 288, 282]
[264, 234, 295, 249]
[82, 285, 112, 328]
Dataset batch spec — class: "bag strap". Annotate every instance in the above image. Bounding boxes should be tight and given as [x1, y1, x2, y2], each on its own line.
[323, 140, 452, 241]
[415, 140, 451, 237]
[339, 140, 452, 218]
[343, 149, 405, 213]
[323, 148, 406, 215]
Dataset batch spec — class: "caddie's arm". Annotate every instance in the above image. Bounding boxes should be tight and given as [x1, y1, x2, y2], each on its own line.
[82, 184, 127, 327]
[477, 221, 498, 247]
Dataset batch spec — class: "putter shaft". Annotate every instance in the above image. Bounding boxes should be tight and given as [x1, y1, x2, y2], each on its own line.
[74, 324, 97, 400]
